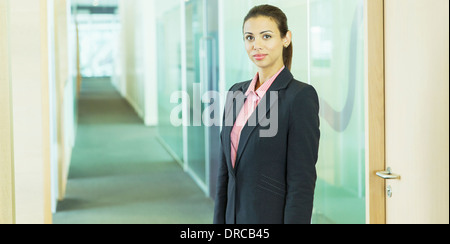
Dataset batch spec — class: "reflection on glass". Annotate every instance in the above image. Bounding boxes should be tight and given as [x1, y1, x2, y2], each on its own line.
[310, 0, 365, 224]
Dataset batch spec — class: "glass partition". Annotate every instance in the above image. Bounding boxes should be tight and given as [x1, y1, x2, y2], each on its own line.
[156, 1, 184, 162]
[309, 0, 365, 224]
[220, 0, 255, 90]
[184, 0, 220, 195]
[157, 0, 220, 196]
[155, 0, 366, 223]
[185, 0, 207, 188]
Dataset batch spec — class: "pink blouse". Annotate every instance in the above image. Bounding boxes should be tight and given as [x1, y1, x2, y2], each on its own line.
[230, 66, 285, 168]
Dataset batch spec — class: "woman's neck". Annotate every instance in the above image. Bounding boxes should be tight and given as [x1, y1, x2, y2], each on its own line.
[256, 64, 285, 90]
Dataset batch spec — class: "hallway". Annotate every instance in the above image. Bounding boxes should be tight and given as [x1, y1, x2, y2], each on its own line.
[53, 78, 214, 224]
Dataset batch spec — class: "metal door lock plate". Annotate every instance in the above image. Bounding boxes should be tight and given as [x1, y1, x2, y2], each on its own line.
[386, 185, 393, 198]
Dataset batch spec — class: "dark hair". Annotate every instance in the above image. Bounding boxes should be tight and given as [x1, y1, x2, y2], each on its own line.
[243, 4, 293, 70]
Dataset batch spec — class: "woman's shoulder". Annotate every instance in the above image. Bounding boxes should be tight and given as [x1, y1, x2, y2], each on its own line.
[286, 79, 320, 115]
[286, 79, 319, 99]
[228, 80, 252, 92]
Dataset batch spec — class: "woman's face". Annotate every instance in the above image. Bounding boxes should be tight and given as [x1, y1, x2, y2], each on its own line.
[243, 16, 290, 71]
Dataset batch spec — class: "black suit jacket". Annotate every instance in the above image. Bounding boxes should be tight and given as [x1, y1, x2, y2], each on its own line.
[213, 68, 320, 224]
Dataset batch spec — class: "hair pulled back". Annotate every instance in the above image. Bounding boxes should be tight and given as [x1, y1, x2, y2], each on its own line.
[243, 4, 293, 70]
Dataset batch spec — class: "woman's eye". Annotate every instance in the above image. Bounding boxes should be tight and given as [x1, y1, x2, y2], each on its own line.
[263, 34, 272, 39]
[245, 36, 254, 41]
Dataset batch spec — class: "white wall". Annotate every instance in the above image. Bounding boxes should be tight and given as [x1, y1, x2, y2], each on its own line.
[56, 0, 76, 204]
[9, 0, 52, 224]
[118, 0, 158, 126]
[46, 0, 59, 214]
[0, 0, 75, 223]
[0, 0, 15, 224]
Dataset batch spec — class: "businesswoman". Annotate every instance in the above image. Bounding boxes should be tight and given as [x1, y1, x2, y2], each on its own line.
[214, 4, 320, 224]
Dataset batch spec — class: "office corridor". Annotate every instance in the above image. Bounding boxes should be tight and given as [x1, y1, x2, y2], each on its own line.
[53, 78, 214, 224]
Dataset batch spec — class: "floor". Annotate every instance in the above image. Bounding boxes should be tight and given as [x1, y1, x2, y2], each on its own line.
[53, 78, 214, 224]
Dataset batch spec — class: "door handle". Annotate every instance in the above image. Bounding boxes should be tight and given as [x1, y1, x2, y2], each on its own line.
[376, 167, 400, 180]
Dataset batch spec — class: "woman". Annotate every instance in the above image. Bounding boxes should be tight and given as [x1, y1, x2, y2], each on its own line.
[214, 4, 320, 224]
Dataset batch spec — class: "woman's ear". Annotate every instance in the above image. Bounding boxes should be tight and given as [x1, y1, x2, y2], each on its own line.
[284, 30, 292, 47]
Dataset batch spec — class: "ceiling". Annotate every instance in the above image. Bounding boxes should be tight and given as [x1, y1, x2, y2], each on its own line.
[74, 0, 118, 7]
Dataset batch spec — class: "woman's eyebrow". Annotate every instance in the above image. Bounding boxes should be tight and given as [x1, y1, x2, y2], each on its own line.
[244, 30, 273, 35]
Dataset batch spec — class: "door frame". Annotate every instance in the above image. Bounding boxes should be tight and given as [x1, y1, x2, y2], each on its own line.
[364, 0, 386, 224]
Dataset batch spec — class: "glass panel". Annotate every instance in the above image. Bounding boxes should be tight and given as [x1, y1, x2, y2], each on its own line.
[185, 0, 207, 185]
[279, 1, 309, 83]
[204, 0, 221, 198]
[309, 0, 365, 224]
[221, 0, 255, 89]
[156, 1, 184, 162]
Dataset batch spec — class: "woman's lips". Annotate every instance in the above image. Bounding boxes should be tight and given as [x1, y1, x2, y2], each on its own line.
[253, 54, 267, 61]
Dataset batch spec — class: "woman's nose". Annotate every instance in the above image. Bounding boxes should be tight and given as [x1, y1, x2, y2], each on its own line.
[253, 38, 263, 50]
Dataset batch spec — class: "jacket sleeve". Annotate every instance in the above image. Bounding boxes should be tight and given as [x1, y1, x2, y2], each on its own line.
[213, 132, 229, 224]
[284, 85, 320, 224]
[213, 84, 237, 224]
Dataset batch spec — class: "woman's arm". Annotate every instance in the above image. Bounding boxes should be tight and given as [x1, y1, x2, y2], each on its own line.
[284, 85, 320, 224]
[214, 84, 238, 224]
[213, 132, 229, 224]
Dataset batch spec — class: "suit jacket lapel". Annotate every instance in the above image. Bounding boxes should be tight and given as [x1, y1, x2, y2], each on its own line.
[222, 82, 249, 172]
[234, 68, 293, 170]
